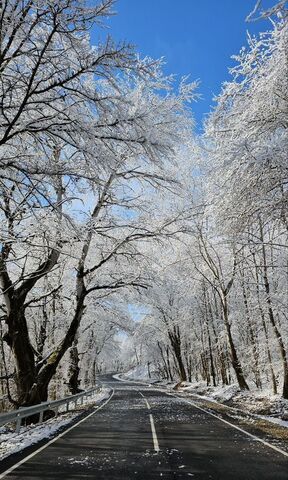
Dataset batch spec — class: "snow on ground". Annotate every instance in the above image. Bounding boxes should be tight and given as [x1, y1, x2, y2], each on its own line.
[118, 364, 159, 382]
[179, 382, 288, 422]
[0, 388, 110, 461]
[120, 367, 288, 425]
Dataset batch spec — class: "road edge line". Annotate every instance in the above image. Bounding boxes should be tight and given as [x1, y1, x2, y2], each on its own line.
[168, 393, 288, 458]
[0, 389, 115, 479]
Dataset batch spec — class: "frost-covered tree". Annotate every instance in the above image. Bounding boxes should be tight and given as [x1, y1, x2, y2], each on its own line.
[247, 0, 288, 21]
[203, 13, 288, 397]
[0, 0, 196, 406]
[205, 18, 288, 233]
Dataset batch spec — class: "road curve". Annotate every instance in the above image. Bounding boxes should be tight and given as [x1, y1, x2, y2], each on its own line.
[0, 374, 287, 479]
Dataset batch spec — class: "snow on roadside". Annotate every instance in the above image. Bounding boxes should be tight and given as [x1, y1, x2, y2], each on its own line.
[118, 365, 159, 382]
[120, 367, 288, 426]
[180, 383, 288, 426]
[0, 415, 75, 461]
[0, 388, 110, 461]
[257, 414, 288, 428]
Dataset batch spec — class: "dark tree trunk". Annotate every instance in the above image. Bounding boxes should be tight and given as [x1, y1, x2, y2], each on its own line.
[207, 330, 217, 387]
[68, 340, 81, 394]
[184, 342, 193, 383]
[203, 288, 217, 387]
[166, 346, 173, 381]
[36, 302, 49, 362]
[5, 286, 87, 407]
[222, 298, 249, 391]
[209, 295, 229, 386]
[147, 361, 151, 379]
[168, 326, 187, 382]
[252, 251, 278, 394]
[6, 303, 39, 406]
[200, 352, 210, 385]
[157, 342, 171, 381]
[219, 349, 229, 386]
[240, 272, 262, 389]
[35, 288, 87, 400]
[259, 220, 288, 398]
[2, 240, 62, 405]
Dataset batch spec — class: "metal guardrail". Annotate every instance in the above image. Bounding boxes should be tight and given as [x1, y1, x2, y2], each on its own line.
[0, 386, 101, 433]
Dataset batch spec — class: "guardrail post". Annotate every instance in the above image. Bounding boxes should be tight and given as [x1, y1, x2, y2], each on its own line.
[39, 410, 44, 423]
[16, 414, 21, 434]
[66, 401, 69, 412]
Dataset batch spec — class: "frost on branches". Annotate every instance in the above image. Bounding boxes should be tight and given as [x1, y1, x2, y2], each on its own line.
[0, 0, 288, 413]
[0, 0, 195, 407]
[121, 12, 288, 401]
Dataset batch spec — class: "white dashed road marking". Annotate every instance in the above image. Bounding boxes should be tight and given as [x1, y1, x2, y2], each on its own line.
[138, 390, 160, 452]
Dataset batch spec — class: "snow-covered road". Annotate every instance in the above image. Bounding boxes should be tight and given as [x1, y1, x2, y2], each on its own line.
[0, 375, 287, 479]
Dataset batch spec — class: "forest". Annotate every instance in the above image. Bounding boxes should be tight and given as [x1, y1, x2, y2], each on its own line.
[0, 0, 287, 412]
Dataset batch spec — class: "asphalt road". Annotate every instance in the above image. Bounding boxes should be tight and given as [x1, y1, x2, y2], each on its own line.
[0, 374, 287, 479]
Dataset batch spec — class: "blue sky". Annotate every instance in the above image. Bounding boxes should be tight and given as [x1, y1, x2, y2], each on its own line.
[92, 0, 275, 131]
